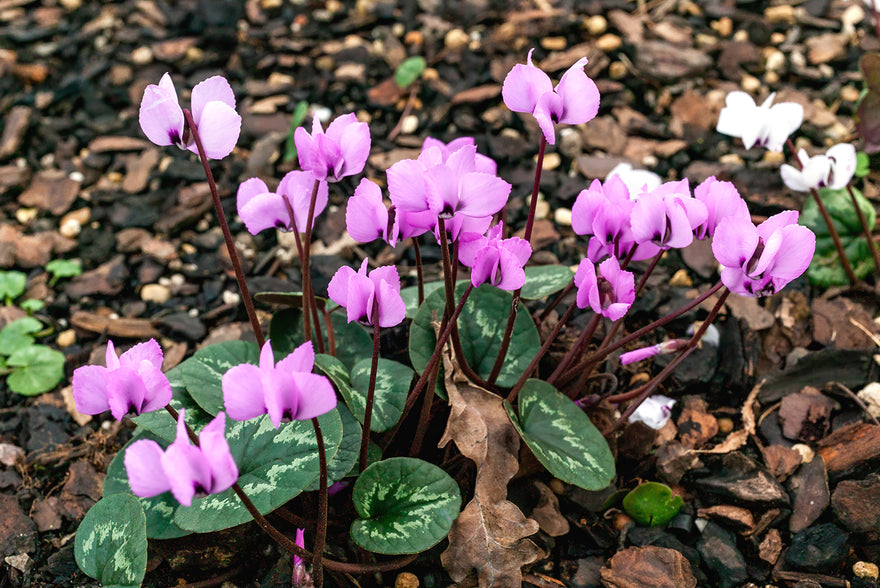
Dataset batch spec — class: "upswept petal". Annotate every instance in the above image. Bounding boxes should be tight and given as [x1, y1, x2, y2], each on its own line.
[139, 83, 184, 147]
[532, 93, 559, 144]
[289, 373, 337, 420]
[187, 101, 241, 159]
[197, 412, 238, 493]
[712, 216, 759, 269]
[760, 224, 815, 281]
[827, 143, 857, 189]
[425, 164, 461, 215]
[294, 127, 318, 174]
[191, 76, 236, 122]
[756, 210, 799, 243]
[124, 439, 172, 497]
[440, 212, 492, 242]
[572, 181, 604, 236]
[370, 265, 401, 293]
[137, 363, 173, 413]
[495, 248, 527, 291]
[327, 265, 356, 311]
[764, 102, 803, 151]
[105, 340, 120, 370]
[237, 178, 271, 210]
[346, 180, 387, 243]
[337, 118, 371, 179]
[458, 232, 489, 266]
[264, 372, 299, 429]
[71, 365, 110, 415]
[574, 259, 598, 310]
[259, 340, 275, 370]
[162, 441, 211, 507]
[325, 113, 358, 142]
[222, 363, 267, 422]
[716, 91, 756, 137]
[501, 50, 553, 114]
[396, 208, 435, 239]
[471, 247, 500, 288]
[630, 193, 668, 245]
[375, 277, 406, 327]
[238, 191, 290, 235]
[444, 144, 478, 179]
[117, 339, 162, 369]
[314, 133, 342, 179]
[275, 340, 315, 374]
[387, 158, 430, 212]
[554, 58, 599, 124]
[719, 266, 750, 296]
[456, 172, 511, 218]
[345, 272, 375, 324]
[279, 171, 328, 232]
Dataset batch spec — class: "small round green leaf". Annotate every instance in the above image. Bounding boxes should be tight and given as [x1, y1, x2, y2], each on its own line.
[46, 259, 82, 280]
[409, 283, 540, 387]
[0, 270, 26, 301]
[181, 340, 260, 415]
[395, 56, 426, 88]
[622, 482, 683, 527]
[7, 344, 65, 395]
[351, 457, 461, 554]
[349, 358, 413, 432]
[270, 307, 372, 370]
[0, 317, 42, 356]
[505, 379, 615, 490]
[521, 265, 574, 300]
[75, 493, 148, 587]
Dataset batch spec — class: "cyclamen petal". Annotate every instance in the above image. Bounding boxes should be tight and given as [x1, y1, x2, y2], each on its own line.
[296, 112, 370, 182]
[346, 179, 390, 244]
[327, 260, 406, 327]
[188, 101, 241, 160]
[716, 91, 803, 152]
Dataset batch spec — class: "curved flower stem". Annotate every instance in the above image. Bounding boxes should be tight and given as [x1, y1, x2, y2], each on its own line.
[487, 287, 521, 385]
[409, 353, 441, 457]
[524, 136, 547, 244]
[286, 206, 324, 352]
[181, 109, 264, 348]
[310, 418, 328, 587]
[785, 138, 857, 284]
[846, 184, 880, 273]
[603, 288, 730, 434]
[507, 301, 576, 403]
[359, 297, 382, 473]
[546, 313, 600, 387]
[412, 238, 425, 305]
[301, 179, 322, 344]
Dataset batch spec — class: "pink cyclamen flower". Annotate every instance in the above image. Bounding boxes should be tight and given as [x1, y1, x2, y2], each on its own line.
[292, 528, 308, 586]
[346, 178, 399, 246]
[139, 73, 241, 160]
[693, 176, 751, 240]
[502, 48, 600, 145]
[72, 339, 172, 421]
[222, 340, 337, 429]
[236, 171, 329, 236]
[124, 410, 238, 507]
[619, 339, 688, 365]
[422, 136, 497, 175]
[573, 257, 635, 321]
[716, 91, 803, 152]
[712, 210, 816, 297]
[295, 112, 370, 182]
[328, 259, 406, 328]
[780, 143, 857, 192]
[458, 223, 532, 291]
[630, 179, 708, 250]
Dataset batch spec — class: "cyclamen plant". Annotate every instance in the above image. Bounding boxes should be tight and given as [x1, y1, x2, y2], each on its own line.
[73, 52, 820, 588]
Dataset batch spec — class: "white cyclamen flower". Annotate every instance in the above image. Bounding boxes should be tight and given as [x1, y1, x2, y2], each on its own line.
[628, 394, 677, 430]
[606, 162, 663, 200]
[716, 91, 803, 152]
[780, 143, 857, 192]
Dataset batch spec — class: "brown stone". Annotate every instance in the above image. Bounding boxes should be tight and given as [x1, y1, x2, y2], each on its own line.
[633, 40, 712, 82]
[87, 135, 151, 153]
[0, 106, 31, 160]
[70, 311, 160, 339]
[818, 423, 880, 477]
[779, 391, 836, 442]
[0, 494, 37, 558]
[788, 456, 830, 533]
[122, 147, 159, 193]
[18, 169, 80, 215]
[831, 473, 880, 540]
[600, 546, 697, 588]
[0, 164, 31, 193]
[812, 297, 880, 349]
[762, 444, 802, 479]
[65, 255, 130, 297]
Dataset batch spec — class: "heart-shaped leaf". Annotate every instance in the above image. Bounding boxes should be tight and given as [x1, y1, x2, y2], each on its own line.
[505, 379, 615, 490]
[0, 317, 42, 356]
[7, 344, 65, 395]
[349, 358, 413, 432]
[395, 56, 426, 88]
[181, 340, 260, 415]
[270, 307, 372, 370]
[75, 493, 148, 587]
[0, 270, 26, 302]
[304, 403, 360, 491]
[409, 283, 540, 387]
[521, 265, 574, 300]
[622, 482, 683, 526]
[351, 457, 461, 554]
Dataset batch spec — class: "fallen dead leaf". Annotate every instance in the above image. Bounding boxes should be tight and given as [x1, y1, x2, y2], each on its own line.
[599, 545, 697, 588]
[529, 481, 569, 537]
[691, 380, 760, 454]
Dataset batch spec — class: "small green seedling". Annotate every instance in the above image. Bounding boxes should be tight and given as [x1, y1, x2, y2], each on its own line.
[0, 270, 26, 305]
[283, 100, 311, 162]
[45, 258, 82, 286]
[394, 56, 426, 89]
[622, 481, 683, 527]
[0, 317, 65, 395]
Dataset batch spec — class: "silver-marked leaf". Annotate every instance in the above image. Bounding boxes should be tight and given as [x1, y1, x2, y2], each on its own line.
[304, 403, 360, 491]
[351, 457, 461, 554]
[173, 409, 343, 532]
[270, 307, 372, 370]
[314, 353, 352, 398]
[131, 361, 213, 441]
[521, 265, 574, 300]
[103, 432, 189, 540]
[409, 283, 540, 387]
[349, 358, 413, 432]
[75, 493, 148, 587]
[400, 281, 445, 319]
[181, 340, 260, 415]
[505, 379, 615, 490]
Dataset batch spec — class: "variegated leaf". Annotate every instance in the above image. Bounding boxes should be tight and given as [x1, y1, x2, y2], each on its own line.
[521, 265, 574, 300]
[505, 379, 615, 490]
[75, 493, 147, 587]
[351, 457, 461, 554]
[131, 360, 213, 442]
[270, 307, 372, 370]
[349, 358, 413, 432]
[181, 340, 260, 415]
[400, 281, 445, 319]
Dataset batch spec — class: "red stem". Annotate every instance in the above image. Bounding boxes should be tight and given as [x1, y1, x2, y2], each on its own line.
[524, 136, 547, 243]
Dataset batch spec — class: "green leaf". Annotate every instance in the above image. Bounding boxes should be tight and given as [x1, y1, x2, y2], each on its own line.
[0, 317, 42, 356]
[0, 270, 26, 302]
[521, 265, 574, 300]
[270, 307, 373, 371]
[409, 283, 540, 387]
[622, 482, 683, 527]
[802, 186, 876, 286]
[505, 379, 615, 490]
[304, 403, 361, 491]
[103, 432, 190, 540]
[181, 340, 261, 415]
[45, 258, 82, 280]
[284, 100, 311, 162]
[7, 344, 65, 395]
[400, 281, 445, 319]
[173, 410, 343, 532]
[20, 299, 45, 313]
[394, 56, 426, 89]
[74, 493, 148, 587]
[348, 358, 412, 432]
[856, 151, 871, 178]
[351, 457, 461, 554]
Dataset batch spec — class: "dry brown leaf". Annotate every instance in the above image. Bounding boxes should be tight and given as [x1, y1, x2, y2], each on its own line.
[530, 481, 569, 537]
[438, 333, 544, 587]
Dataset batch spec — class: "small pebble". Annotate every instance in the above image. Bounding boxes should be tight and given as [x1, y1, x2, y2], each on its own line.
[711, 17, 733, 37]
[770, 32, 787, 45]
[841, 85, 861, 102]
[141, 284, 171, 304]
[854, 561, 879, 580]
[535, 200, 550, 220]
[762, 151, 786, 164]
[842, 4, 865, 29]
[541, 36, 567, 50]
[130, 46, 153, 65]
[59, 217, 81, 238]
[595, 34, 621, 51]
[741, 74, 761, 93]
[222, 290, 241, 305]
[444, 28, 468, 51]
[59, 0, 81, 9]
[554, 208, 572, 227]
[549, 479, 565, 494]
[669, 269, 692, 287]
[541, 152, 561, 170]
[400, 114, 419, 135]
[765, 4, 796, 23]
[717, 417, 734, 434]
[764, 71, 779, 85]
[56, 329, 76, 348]
[609, 61, 627, 79]
[764, 49, 786, 72]
[791, 443, 814, 463]
[15, 208, 38, 224]
[395, 572, 419, 588]
[584, 15, 607, 35]
[404, 30, 423, 45]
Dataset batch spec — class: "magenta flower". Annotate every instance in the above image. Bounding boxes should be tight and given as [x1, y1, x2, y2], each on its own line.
[222, 340, 337, 429]
[630, 180, 707, 250]
[327, 259, 406, 328]
[780, 143, 857, 192]
[619, 339, 688, 365]
[386, 144, 510, 221]
[573, 257, 635, 321]
[124, 410, 238, 507]
[236, 172, 329, 236]
[295, 112, 370, 182]
[712, 210, 816, 297]
[693, 176, 750, 240]
[346, 178, 398, 246]
[716, 91, 803, 152]
[422, 136, 497, 175]
[502, 48, 600, 145]
[139, 73, 241, 160]
[458, 223, 532, 290]
[72, 339, 172, 421]
[292, 528, 308, 586]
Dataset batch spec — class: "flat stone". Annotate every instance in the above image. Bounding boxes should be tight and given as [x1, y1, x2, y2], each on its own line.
[788, 456, 830, 533]
[696, 522, 748, 588]
[695, 451, 790, 506]
[779, 391, 836, 442]
[0, 164, 31, 193]
[634, 40, 712, 82]
[70, 311, 160, 339]
[0, 106, 31, 160]
[0, 494, 37, 558]
[65, 255, 129, 297]
[785, 523, 850, 573]
[831, 473, 880, 541]
[18, 169, 80, 215]
[122, 147, 159, 193]
[599, 546, 697, 588]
